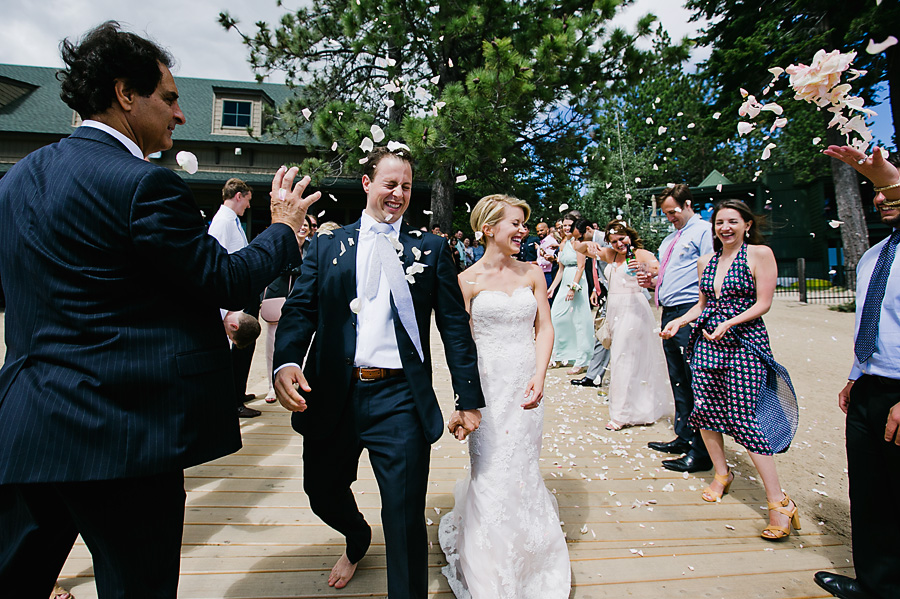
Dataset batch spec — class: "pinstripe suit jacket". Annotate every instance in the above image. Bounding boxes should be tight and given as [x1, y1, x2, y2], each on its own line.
[0, 127, 301, 484]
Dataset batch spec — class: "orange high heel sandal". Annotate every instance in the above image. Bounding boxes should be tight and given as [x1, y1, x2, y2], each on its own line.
[761, 493, 801, 540]
[701, 471, 734, 502]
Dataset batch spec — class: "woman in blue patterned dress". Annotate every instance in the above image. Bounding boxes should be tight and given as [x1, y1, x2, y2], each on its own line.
[661, 200, 800, 540]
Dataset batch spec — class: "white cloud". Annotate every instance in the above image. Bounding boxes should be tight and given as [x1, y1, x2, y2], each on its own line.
[1, 0, 290, 82]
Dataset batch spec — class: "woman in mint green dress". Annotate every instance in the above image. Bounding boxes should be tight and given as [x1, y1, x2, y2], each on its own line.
[547, 217, 593, 374]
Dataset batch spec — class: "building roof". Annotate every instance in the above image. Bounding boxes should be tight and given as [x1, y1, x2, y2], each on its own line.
[697, 169, 734, 188]
[0, 63, 310, 145]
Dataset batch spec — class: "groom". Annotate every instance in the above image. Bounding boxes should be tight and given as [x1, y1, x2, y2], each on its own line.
[273, 146, 484, 598]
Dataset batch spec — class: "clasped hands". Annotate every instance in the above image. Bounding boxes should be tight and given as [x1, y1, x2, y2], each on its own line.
[447, 409, 482, 441]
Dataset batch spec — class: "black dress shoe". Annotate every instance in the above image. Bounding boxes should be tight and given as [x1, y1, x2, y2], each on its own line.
[237, 405, 261, 418]
[662, 452, 713, 473]
[243, 393, 256, 403]
[814, 572, 872, 599]
[570, 376, 600, 387]
[647, 438, 692, 454]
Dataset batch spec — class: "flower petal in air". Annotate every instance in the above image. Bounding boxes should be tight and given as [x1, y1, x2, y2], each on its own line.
[761, 143, 777, 161]
[657, 126, 667, 135]
[866, 36, 898, 55]
[456, 175, 467, 183]
[558, 203, 569, 213]
[370, 125, 385, 142]
[761, 102, 784, 115]
[175, 151, 198, 174]
[387, 140, 411, 153]
[737, 122, 754, 136]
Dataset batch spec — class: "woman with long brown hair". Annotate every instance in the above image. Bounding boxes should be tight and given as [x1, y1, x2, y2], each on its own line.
[661, 199, 799, 540]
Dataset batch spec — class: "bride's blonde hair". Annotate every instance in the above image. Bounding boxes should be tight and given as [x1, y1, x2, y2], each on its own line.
[470, 194, 531, 243]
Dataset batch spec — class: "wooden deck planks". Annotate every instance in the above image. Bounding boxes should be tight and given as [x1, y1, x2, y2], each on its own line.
[57, 321, 851, 598]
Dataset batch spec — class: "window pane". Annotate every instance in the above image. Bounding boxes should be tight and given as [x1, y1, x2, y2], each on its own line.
[222, 100, 251, 128]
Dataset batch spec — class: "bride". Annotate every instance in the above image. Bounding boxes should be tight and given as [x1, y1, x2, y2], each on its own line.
[439, 194, 571, 598]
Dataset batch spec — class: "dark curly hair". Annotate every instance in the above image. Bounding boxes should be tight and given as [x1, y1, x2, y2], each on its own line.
[58, 21, 173, 119]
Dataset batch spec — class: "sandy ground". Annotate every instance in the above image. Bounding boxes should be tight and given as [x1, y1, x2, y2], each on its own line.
[0, 296, 858, 542]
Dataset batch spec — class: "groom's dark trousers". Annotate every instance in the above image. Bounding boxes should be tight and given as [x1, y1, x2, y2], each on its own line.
[304, 377, 430, 595]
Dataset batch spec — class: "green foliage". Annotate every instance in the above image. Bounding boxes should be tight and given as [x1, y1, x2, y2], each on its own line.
[829, 299, 856, 313]
[220, 0, 688, 227]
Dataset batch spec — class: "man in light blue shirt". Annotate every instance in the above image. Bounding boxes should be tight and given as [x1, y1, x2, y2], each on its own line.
[638, 184, 714, 472]
[815, 146, 900, 599]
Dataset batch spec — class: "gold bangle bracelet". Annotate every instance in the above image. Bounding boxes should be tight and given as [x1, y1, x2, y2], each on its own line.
[874, 182, 900, 193]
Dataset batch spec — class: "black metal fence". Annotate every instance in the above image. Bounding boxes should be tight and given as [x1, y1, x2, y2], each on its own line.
[775, 258, 855, 305]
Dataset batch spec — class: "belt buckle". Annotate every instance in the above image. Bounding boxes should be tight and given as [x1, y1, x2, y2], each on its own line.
[358, 367, 377, 381]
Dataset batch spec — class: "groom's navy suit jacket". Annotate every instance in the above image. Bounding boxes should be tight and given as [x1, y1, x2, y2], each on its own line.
[0, 127, 301, 484]
[274, 220, 484, 443]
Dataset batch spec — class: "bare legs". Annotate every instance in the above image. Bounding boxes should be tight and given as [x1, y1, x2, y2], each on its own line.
[700, 429, 793, 530]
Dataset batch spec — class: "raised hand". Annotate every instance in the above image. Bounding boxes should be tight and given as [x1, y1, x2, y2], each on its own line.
[270, 166, 322, 232]
[823, 145, 899, 189]
[273, 365, 311, 412]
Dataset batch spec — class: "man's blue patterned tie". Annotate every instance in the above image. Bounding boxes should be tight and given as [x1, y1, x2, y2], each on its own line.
[855, 230, 900, 363]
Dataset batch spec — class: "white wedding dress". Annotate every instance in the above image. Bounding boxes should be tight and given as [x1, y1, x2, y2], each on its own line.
[439, 287, 571, 598]
[605, 262, 674, 425]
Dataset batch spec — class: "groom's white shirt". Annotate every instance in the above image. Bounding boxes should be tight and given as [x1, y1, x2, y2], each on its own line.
[275, 212, 403, 374]
[354, 212, 403, 368]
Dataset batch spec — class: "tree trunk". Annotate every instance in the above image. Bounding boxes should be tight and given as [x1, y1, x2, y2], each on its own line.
[431, 164, 455, 233]
[826, 127, 869, 289]
[887, 44, 898, 147]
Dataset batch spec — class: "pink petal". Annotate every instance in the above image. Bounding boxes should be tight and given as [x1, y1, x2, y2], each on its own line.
[866, 36, 898, 55]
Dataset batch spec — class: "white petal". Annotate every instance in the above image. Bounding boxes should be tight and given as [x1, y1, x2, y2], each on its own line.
[360, 137, 374, 152]
[712, 112, 721, 120]
[687, 122, 695, 128]
[716, 184, 723, 192]
[448, 58, 454, 67]
[866, 36, 898, 55]
[474, 231, 483, 240]
[317, 210, 326, 218]
[737, 122, 755, 136]
[558, 203, 569, 213]
[645, 117, 654, 125]
[657, 126, 667, 135]
[331, 141, 338, 151]
[349, 298, 361, 313]
[329, 193, 338, 202]
[634, 177, 641, 183]
[812, 137, 822, 145]
[301, 108, 312, 121]
[828, 220, 844, 228]
[387, 140, 411, 153]
[423, 210, 433, 215]
[761, 142, 777, 160]
[175, 151, 198, 174]
[761, 102, 784, 115]
[383, 98, 395, 108]
[370, 125, 385, 142]
[456, 175, 467, 183]
[605, 182, 612, 189]
[415, 86, 428, 97]
[358, 157, 369, 164]
[430, 75, 440, 85]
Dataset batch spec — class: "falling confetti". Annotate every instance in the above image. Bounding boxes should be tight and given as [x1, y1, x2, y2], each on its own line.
[828, 220, 844, 228]
[558, 203, 569, 213]
[301, 108, 312, 121]
[175, 151, 198, 174]
[371, 125, 385, 142]
[456, 175, 467, 183]
[331, 141, 338, 151]
[867, 36, 898, 54]
[360, 137, 374, 152]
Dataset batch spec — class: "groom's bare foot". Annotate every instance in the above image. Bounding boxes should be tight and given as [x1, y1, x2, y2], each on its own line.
[328, 552, 357, 589]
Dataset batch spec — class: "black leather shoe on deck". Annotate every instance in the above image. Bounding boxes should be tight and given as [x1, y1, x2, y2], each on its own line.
[662, 452, 713, 473]
[813, 572, 872, 599]
[237, 405, 261, 418]
[570, 376, 600, 387]
[647, 438, 692, 454]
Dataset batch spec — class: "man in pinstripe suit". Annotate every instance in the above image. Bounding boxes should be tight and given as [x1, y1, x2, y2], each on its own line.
[0, 22, 319, 598]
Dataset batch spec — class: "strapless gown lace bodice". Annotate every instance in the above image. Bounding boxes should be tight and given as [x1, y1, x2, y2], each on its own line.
[439, 287, 571, 598]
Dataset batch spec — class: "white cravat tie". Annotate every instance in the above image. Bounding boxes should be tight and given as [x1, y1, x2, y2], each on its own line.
[365, 223, 424, 361]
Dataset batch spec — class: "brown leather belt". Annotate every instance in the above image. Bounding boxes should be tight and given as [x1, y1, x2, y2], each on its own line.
[352, 367, 405, 381]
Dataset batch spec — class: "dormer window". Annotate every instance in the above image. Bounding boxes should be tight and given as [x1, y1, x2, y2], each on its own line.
[212, 89, 272, 136]
[222, 100, 252, 128]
